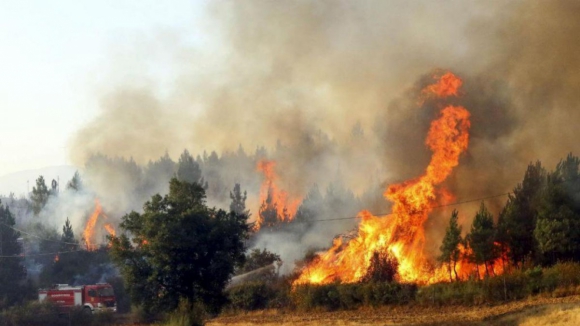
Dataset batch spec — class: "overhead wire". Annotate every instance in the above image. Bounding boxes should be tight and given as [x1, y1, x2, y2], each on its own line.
[0, 220, 85, 259]
[309, 192, 510, 222]
[0, 191, 513, 257]
[0, 221, 81, 246]
[0, 249, 83, 259]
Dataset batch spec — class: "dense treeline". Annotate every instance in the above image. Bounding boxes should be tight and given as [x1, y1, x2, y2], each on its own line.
[227, 153, 580, 314]
[1, 152, 579, 325]
[438, 153, 580, 281]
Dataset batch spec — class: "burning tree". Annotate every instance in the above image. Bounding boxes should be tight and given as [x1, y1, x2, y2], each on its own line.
[254, 160, 301, 230]
[294, 72, 472, 285]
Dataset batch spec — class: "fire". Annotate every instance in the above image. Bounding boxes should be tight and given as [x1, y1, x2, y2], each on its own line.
[453, 242, 507, 279]
[295, 72, 473, 285]
[83, 199, 102, 251]
[103, 223, 116, 237]
[423, 72, 463, 98]
[83, 199, 117, 250]
[254, 160, 301, 230]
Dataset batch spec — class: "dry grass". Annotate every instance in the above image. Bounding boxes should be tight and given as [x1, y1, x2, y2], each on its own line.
[487, 302, 580, 326]
[208, 295, 580, 326]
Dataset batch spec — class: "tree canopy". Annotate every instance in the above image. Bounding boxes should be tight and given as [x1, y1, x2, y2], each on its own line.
[466, 202, 497, 277]
[110, 178, 250, 315]
[438, 209, 463, 281]
[0, 201, 27, 309]
[30, 175, 50, 215]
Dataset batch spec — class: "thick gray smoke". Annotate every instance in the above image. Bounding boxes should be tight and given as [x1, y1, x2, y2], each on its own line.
[68, 1, 580, 268]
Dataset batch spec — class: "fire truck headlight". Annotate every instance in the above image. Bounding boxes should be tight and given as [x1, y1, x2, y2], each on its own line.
[97, 303, 103, 308]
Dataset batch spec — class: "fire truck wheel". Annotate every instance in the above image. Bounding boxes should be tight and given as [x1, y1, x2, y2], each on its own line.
[83, 307, 92, 315]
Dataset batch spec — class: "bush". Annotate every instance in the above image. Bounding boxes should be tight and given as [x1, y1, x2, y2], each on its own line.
[416, 263, 580, 306]
[0, 301, 62, 326]
[227, 281, 276, 311]
[417, 280, 485, 305]
[227, 263, 580, 312]
[160, 299, 206, 326]
[291, 283, 341, 311]
[291, 282, 416, 311]
[360, 282, 416, 306]
[542, 262, 580, 290]
[0, 301, 112, 326]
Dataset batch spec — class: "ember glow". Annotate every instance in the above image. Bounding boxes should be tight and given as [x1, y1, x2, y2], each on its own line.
[254, 160, 301, 230]
[295, 72, 473, 285]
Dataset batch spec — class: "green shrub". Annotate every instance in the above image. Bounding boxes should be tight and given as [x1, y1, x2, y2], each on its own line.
[160, 299, 206, 326]
[227, 281, 276, 311]
[360, 282, 417, 306]
[291, 283, 342, 311]
[291, 282, 416, 311]
[0, 301, 62, 326]
[541, 262, 580, 292]
[336, 283, 364, 309]
[524, 266, 543, 294]
[0, 301, 114, 326]
[418, 280, 484, 305]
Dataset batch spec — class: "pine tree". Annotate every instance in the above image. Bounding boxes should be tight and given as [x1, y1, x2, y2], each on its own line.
[534, 153, 580, 264]
[61, 217, 78, 251]
[0, 201, 27, 308]
[294, 185, 323, 225]
[498, 161, 546, 267]
[466, 202, 497, 277]
[438, 209, 463, 281]
[66, 171, 82, 191]
[230, 183, 248, 216]
[177, 149, 206, 187]
[30, 175, 50, 215]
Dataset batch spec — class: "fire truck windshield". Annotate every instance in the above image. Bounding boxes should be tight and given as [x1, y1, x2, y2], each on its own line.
[98, 287, 114, 297]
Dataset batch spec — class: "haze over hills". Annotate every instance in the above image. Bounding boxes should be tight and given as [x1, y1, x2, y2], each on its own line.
[0, 165, 77, 197]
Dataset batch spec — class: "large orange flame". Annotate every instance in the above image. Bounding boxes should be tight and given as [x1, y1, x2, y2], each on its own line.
[423, 72, 463, 98]
[103, 223, 116, 237]
[254, 160, 301, 230]
[83, 199, 102, 251]
[83, 199, 117, 250]
[295, 72, 473, 285]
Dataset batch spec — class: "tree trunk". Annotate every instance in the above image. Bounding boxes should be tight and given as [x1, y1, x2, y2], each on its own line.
[448, 261, 453, 282]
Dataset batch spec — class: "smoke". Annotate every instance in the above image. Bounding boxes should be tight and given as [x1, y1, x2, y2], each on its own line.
[67, 1, 580, 269]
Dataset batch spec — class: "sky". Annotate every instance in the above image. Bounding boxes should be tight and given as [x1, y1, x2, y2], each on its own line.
[0, 0, 208, 178]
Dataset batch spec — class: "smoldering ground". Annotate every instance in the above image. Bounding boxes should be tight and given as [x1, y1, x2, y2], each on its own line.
[65, 1, 580, 270]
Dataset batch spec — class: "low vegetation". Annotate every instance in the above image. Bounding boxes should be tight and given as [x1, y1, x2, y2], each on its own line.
[0, 301, 114, 326]
[222, 262, 580, 313]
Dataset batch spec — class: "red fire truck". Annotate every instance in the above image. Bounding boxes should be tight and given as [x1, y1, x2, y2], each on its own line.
[38, 283, 117, 313]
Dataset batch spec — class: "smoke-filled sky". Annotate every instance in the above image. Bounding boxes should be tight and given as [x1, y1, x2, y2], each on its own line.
[2, 0, 580, 200]
[0, 0, 208, 178]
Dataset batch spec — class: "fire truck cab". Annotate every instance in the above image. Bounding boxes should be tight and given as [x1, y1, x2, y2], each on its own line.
[39, 283, 116, 313]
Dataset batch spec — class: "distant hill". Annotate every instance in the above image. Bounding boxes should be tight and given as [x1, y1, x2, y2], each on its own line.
[0, 166, 77, 197]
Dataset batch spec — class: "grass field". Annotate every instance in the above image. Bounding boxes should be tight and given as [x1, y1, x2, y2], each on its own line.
[208, 295, 580, 326]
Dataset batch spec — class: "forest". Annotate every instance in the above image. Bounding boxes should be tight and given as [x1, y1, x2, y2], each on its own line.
[0, 148, 578, 325]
